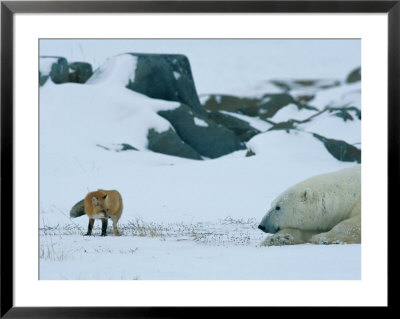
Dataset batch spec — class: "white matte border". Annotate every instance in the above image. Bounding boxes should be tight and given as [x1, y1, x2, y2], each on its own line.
[14, 13, 387, 307]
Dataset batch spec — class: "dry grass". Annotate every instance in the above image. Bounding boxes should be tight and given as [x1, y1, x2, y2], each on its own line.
[40, 216, 264, 246]
[39, 236, 72, 261]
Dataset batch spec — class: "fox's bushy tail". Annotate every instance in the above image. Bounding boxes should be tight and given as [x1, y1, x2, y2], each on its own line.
[70, 199, 85, 218]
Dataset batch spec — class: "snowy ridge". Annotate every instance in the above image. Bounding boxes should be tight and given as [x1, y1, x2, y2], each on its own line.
[87, 54, 138, 86]
[269, 103, 316, 123]
[40, 81, 179, 152]
[309, 81, 361, 110]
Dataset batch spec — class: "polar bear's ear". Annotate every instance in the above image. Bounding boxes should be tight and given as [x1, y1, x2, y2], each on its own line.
[304, 188, 313, 201]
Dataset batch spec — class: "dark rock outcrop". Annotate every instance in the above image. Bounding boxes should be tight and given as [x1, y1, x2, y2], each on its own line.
[207, 111, 260, 142]
[68, 62, 93, 83]
[346, 67, 361, 83]
[39, 72, 49, 86]
[202, 93, 296, 119]
[268, 120, 299, 132]
[147, 128, 202, 160]
[328, 106, 361, 121]
[120, 143, 138, 151]
[158, 104, 245, 159]
[271, 79, 340, 92]
[96, 143, 138, 152]
[39, 52, 361, 164]
[313, 133, 361, 163]
[40, 56, 93, 85]
[40, 56, 69, 85]
[126, 53, 205, 115]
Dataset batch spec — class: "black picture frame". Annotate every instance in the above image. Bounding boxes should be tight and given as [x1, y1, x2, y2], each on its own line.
[1, 1, 395, 317]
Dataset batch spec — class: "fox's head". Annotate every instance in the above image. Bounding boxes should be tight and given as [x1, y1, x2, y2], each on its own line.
[91, 191, 110, 217]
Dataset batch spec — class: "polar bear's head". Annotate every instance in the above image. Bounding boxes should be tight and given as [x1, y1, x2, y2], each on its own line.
[258, 187, 315, 233]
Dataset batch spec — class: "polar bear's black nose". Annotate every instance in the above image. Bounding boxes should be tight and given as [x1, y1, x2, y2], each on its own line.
[258, 225, 266, 231]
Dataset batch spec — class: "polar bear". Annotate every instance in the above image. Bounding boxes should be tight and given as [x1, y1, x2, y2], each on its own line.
[259, 165, 361, 246]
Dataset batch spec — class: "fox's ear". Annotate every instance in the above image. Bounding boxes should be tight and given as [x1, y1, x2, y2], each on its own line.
[103, 194, 108, 200]
[92, 196, 98, 205]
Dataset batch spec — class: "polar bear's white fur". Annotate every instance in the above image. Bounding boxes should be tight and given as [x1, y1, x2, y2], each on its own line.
[259, 165, 361, 246]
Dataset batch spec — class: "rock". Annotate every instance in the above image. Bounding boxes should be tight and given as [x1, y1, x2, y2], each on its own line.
[158, 104, 245, 159]
[245, 149, 256, 157]
[96, 143, 138, 152]
[40, 56, 94, 85]
[346, 67, 361, 83]
[202, 93, 296, 119]
[39, 72, 49, 86]
[48, 56, 69, 84]
[328, 106, 361, 121]
[294, 95, 315, 105]
[313, 133, 361, 163]
[267, 119, 299, 132]
[126, 53, 205, 115]
[147, 128, 202, 160]
[203, 95, 259, 114]
[120, 143, 138, 151]
[68, 62, 93, 83]
[258, 94, 298, 118]
[270, 79, 340, 92]
[207, 111, 260, 141]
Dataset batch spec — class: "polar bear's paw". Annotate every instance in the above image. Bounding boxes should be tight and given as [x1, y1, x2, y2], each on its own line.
[261, 234, 296, 246]
[310, 233, 343, 245]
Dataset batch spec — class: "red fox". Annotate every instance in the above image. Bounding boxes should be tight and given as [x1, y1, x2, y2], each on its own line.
[70, 189, 123, 236]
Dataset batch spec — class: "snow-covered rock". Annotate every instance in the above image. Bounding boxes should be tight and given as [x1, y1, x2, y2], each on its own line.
[158, 104, 246, 159]
[125, 53, 205, 115]
[202, 93, 297, 118]
[346, 66, 361, 83]
[39, 56, 69, 85]
[40, 56, 94, 85]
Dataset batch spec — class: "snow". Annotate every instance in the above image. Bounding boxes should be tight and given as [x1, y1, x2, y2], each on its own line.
[40, 235, 360, 280]
[269, 103, 317, 123]
[194, 117, 208, 127]
[39, 57, 59, 75]
[220, 111, 272, 132]
[40, 80, 179, 152]
[173, 71, 181, 80]
[39, 39, 361, 281]
[260, 96, 272, 104]
[309, 81, 361, 110]
[300, 111, 361, 145]
[86, 54, 138, 86]
[246, 130, 353, 170]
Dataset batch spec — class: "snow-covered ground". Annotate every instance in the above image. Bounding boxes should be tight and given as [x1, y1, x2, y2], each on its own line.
[40, 235, 360, 280]
[39, 39, 361, 280]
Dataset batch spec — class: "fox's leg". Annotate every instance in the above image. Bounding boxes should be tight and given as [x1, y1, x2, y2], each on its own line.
[84, 218, 94, 236]
[101, 218, 108, 236]
[111, 216, 121, 236]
